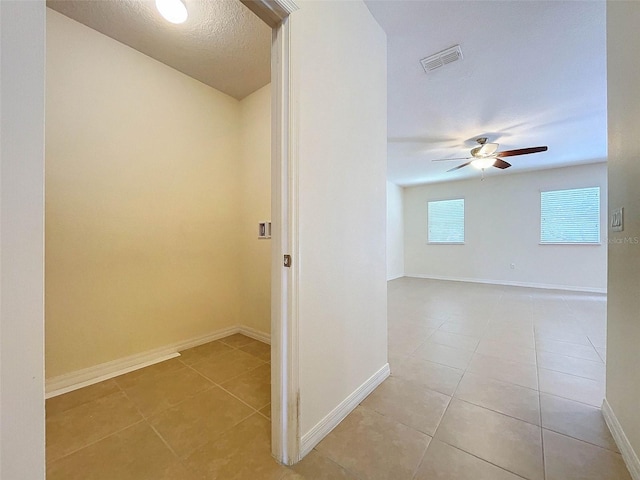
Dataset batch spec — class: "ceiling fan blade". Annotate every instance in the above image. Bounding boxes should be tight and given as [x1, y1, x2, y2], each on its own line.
[493, 159, 511, 169]
[447, 161, 472, 172]
[432, 156, 472, 162]
[496, 146, 548, 158]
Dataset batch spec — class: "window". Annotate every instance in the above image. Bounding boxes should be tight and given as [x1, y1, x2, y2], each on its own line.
[428, 198, 464, 243]
[540, 187, 600, 244]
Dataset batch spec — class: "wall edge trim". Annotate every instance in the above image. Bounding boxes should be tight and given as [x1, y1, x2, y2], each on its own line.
[386, 274, 405, 281]
[602, 398, 640, 480]
[299, 363, 390, 459]
[405, 274, 607, 294]
[46, 324, 271, 398]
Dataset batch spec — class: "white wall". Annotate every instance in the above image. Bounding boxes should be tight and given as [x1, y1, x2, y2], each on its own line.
[606, 0, 640, 470]
[387, 181, 404, 280]
[0, 1, 46, 477]
[404, 163, 608, 292]
[289, 0, 388, 438]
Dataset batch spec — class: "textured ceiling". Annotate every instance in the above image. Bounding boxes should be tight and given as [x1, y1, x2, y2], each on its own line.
[47, 0, 271, 100]
[365, 1, 607, 186]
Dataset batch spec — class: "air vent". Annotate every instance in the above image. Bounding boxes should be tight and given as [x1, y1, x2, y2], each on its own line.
[420, 45, 463, 73]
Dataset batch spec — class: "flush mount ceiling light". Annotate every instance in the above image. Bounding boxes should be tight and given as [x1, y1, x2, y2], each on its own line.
[156, 0, 188, 24]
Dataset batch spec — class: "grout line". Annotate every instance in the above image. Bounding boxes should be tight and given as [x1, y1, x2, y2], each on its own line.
[182, 362, 267, 415]
[47, 419, 147, 464]
[147, 422, 183, 459]
[541, 424, 622, 454]
[537, 358, 547, 480]
[436, 441, 531, 480]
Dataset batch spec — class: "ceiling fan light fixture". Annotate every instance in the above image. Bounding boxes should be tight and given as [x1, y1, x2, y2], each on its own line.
[477, 142, 498, 157]
[471, 157, 496, 170]
[156, 0, 188, 24]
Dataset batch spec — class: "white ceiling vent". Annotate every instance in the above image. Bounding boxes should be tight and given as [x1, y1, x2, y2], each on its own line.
[420, 45, 463, 73]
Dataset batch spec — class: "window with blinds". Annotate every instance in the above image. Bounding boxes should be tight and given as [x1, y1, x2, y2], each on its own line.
[428, 198, 464, 244]
[540, 187, 600, 244]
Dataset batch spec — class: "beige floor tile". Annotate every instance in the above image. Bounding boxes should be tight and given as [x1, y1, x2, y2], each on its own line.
[476, 338, 537, 365]
[190, 349, 265, 384]
[414, 439, 524, 480]
[412, 342, 474, 370]
[388, 352, 408, 372]
[540, 393, 617, 451]
[427, 330, 480, 352]
[315, 406, 430, 480]
[543, 430, 631, 480]
[46, 391, 143, 463]
[393, 356, 463, 396]
[538, 369, 604, 407]
[120, 366, 213, 417]
[183, 414, 290, 480]
[239, 340, 271, 362]
[287, 450, 359, 479]
[438, 320, 487, 338]
[587, 333, 607, 348]
[535, 329, 591, 346]
[219, 333, 257, 348]
[221, 363, 271, 409]
[455, 372, 540, 425]
[434, 399, 544, 480]
[446, 314, 491, 329]
[361, 375, 450, 435]
[388, 328, 432, 356]
[46, 379, 120, 416]
[148, 386, 254, 458]
[115, 358, 186, 389]
[47, 422, 195, 480]
[482, 330, 536, 350]
[178, 340, 234, 365]
[537, 351, 605, 382]
[467, 352, 538, 390]
[259, 404, 271, 419]
[536, 339, 602, 362]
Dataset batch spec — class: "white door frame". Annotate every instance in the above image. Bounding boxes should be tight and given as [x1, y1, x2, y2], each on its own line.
[240, 0, 300, 466]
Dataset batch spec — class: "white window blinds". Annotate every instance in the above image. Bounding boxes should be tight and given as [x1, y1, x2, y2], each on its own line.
[540, 187, 600, 244]
[428, 198, 464, 243]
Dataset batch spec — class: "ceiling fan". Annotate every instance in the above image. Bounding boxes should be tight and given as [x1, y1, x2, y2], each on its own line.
[433, 138, 548, 172]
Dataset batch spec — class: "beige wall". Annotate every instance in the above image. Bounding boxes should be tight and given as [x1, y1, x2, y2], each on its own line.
[46, 10, 270, 379]
[239, 84, 272, 334]
[290, 0, 388, 438]
[606, 0, 640, 464]
[404, 163, 608, 292]
[1, 1, 46, 476]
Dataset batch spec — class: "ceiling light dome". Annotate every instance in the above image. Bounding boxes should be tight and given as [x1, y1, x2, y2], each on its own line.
[156, 0, 188, 24]
[471, 157, 496, 170]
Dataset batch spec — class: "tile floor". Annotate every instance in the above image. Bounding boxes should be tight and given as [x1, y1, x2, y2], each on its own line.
[45, 278, 631, 479]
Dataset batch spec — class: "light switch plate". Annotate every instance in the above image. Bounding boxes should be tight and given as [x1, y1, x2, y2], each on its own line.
[611, 207, 624, 232]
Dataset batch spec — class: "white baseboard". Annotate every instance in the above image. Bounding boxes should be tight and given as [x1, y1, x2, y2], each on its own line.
[602, 398, 640, 480]
[46, 324, 271, 398]
[406, 274, 607, 294]
[299, 363, 391, 459]
[239, 325, 271, 344]
[387, 274, 405, 281]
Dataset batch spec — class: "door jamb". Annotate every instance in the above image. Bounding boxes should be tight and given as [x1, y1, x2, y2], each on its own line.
[240, 0, 300, 466]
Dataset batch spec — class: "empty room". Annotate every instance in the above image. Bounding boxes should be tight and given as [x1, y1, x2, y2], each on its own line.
[44, 1, 275, 477]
